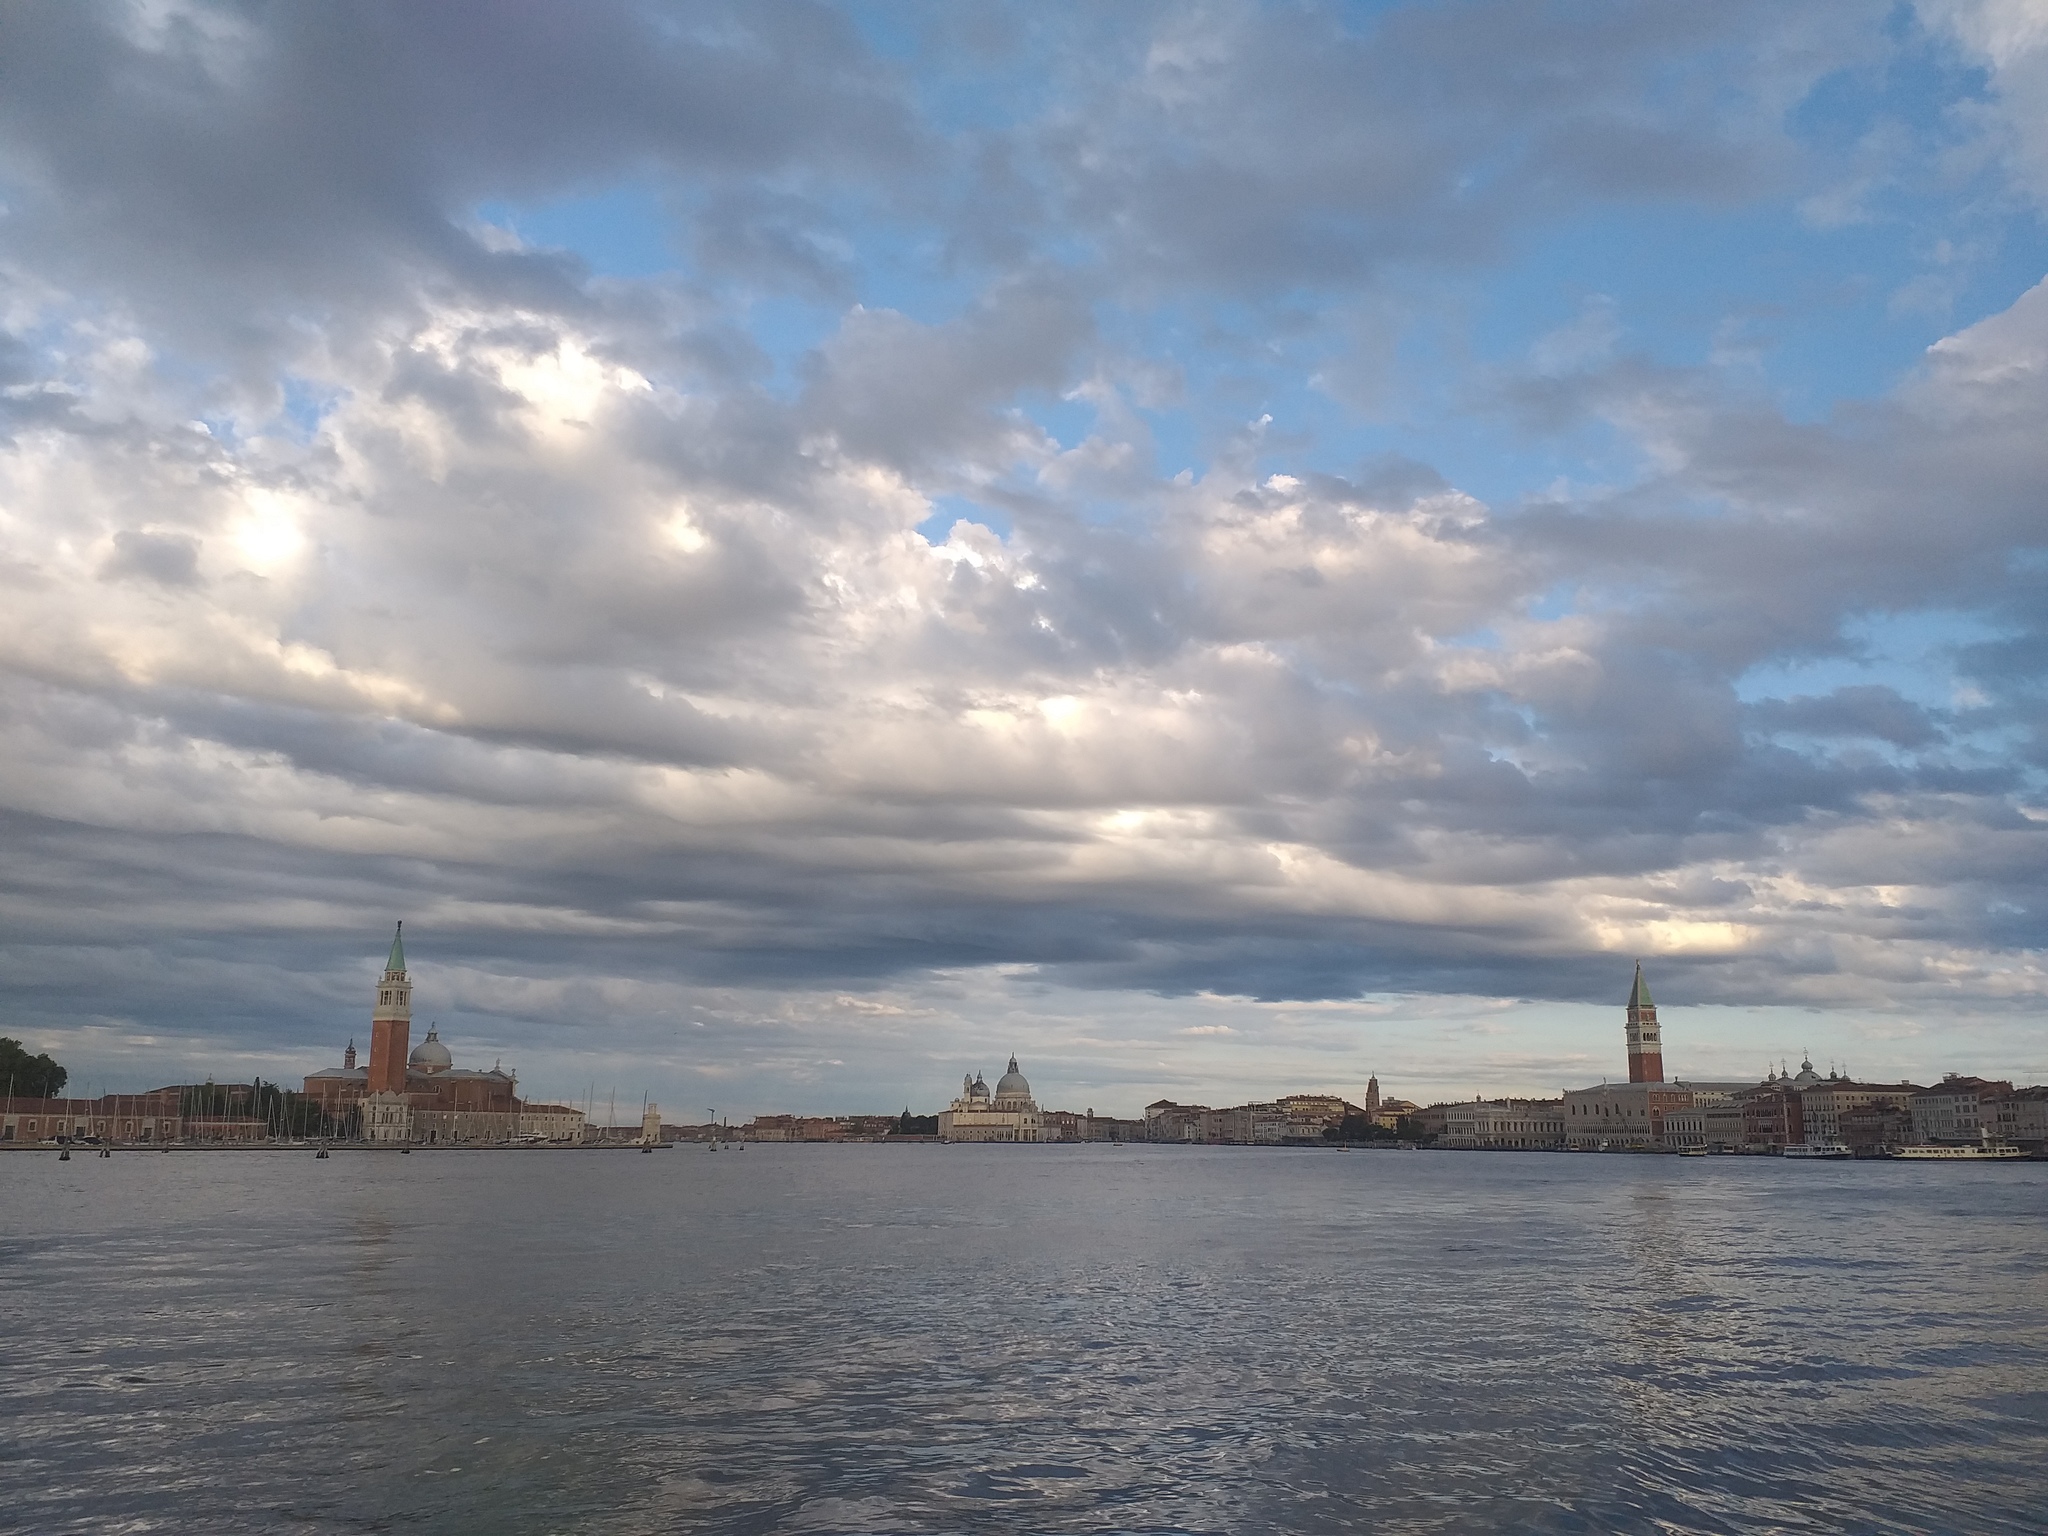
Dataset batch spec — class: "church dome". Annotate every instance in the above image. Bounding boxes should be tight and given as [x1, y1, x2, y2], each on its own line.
[409, 1027, 453, 1073]
[968, 1072, 990, 1100]
[995, 1056, 1030, 1098]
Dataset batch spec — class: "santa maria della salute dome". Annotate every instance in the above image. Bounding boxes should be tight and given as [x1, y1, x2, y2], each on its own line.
[940, 1056, 1047, 1142]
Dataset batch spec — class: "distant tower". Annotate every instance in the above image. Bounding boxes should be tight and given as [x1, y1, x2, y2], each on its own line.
[366, 923, 412, 1095]
[344, 1039, 357, 1069]
[1625, 962, 1664, 1083]
[1364, 1075, 1381, 1113]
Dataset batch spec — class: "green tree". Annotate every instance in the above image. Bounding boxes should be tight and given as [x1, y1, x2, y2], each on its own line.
[1324, 1112, 1398, 1144]
[0, 1037, 67, 1098]
[1395, 1114, 1438, 1146]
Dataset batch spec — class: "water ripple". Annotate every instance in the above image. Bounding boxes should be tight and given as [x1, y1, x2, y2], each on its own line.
[2, 1147, 2044, 1533]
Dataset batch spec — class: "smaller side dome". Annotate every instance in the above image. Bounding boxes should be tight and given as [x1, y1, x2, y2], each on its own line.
[409, 1026, 453, 1073]
[969, 1072, 990, 1100]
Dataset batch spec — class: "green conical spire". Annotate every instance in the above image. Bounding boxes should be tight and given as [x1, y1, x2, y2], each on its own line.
[1628, 961, 1652, 1010]
[386, 921, 406, 975]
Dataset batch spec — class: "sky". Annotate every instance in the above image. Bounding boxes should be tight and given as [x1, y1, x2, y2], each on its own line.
[2, 1, 2046, 1120]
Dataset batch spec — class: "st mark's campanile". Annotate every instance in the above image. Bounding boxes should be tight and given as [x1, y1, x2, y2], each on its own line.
[1624, 961, 1663, 1083]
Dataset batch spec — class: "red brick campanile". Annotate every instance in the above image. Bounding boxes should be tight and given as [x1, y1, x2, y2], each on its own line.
[1625, 962, 1664, 1083]
[366, 923, 412, 1095]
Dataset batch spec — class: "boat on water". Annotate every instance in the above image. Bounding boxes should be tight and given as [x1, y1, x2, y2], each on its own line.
[1782, 1140, 1854, 1159]
[1886, 1141, 2027, 1161]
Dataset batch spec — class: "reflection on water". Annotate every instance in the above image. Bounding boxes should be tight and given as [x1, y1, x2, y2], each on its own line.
[3, 1148, 2044, 1533]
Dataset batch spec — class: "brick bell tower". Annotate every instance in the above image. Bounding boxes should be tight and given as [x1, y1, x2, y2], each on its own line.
[1625, 961, 1664, 1083]
[366, 923, 412, 1095]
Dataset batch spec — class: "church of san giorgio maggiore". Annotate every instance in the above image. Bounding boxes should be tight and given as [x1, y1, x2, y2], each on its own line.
[301, 925, 584, 1145]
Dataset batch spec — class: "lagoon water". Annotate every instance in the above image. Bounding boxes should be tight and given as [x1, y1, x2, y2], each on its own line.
[3, 1145, 2045, 1534]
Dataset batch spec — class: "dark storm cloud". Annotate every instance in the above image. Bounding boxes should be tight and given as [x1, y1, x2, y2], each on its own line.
[0, 0, 919, 356]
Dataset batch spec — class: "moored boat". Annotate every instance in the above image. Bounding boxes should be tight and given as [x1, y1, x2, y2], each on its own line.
[1782, 1140, 1853, 1159]
[1886, 1142, 2027, 1160]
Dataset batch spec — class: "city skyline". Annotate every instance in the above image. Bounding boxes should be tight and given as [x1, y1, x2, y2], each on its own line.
[17, 932, 2033, 1125]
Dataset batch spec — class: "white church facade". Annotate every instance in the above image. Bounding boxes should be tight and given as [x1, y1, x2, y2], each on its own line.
[939, 1057, 1054, 1142]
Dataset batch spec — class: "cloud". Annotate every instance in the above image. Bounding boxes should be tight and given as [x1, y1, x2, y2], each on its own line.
[1920, 0, 2048, 201]
[0, 2, 2044, 1110]
[1033, 1, 1876, 290]
[100, 529, 203, 588]
[0, 0, 920, 365]
[1747, 687, 1946, 749]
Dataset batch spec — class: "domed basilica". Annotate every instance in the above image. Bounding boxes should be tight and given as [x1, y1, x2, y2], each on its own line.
[938, 1056, 1051, 1142]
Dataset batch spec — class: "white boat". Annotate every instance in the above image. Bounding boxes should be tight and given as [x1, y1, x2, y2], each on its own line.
[1886, 1142, 2027, 1161]
[1782, 1141, 1854, 1159]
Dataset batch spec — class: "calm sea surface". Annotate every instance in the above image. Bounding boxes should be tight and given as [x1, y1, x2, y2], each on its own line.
[3, 1145, 2045, 1534]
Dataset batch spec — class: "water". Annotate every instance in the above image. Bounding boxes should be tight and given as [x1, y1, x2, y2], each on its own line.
[3, 1146, 2044, 1534]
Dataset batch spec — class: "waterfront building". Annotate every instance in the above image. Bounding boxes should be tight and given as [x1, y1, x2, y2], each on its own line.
[517, 1103, 589, 1143]
[2002, 1088, 2048, 1153]
[743, 1113, 898, 1142]
[1797, 1076, 1919, 1145]
[939, 1057, 1052, 1142]
[1135, 1094, 1365, 1144]
[1142, 1099, 1209, 1142]
[1684, 1085, 1751, 1151]
[1275, 1094, 1354, 1140]
[1042, 1109, 1147, 1142]
[1409, 1102, 1452, 1140]
[1743, 1083, 1805, 1151]
[1209, 1102, 1291, 1143]
[1839, 1102, 1914, 1158]
[1910, 1075, 2015, 1145]
[1374, 1095, 1420, 1126]
[1562, 1082, 1697, 1150]
[1440, 1098, 1565, 1150]
[1, 1089, 187, 1145]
